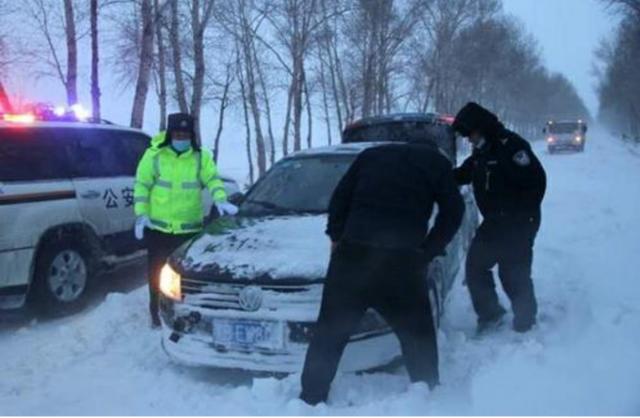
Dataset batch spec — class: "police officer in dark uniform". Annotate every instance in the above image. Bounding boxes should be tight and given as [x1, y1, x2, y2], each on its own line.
[299, 141, 465, 405]
[452, 102, 546, 333]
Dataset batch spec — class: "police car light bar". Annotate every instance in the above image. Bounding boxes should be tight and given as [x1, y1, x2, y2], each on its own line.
[2, 113, 36, 123]
[69, 104, 90, 121]
[439, 115, 455, 125]
[1, 103, 93, 123]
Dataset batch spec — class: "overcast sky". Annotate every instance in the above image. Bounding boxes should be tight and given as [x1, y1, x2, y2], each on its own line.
[502, 0, 619, 117]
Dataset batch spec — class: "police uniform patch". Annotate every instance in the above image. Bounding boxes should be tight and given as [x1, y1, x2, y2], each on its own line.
[513, 150, 530, 166]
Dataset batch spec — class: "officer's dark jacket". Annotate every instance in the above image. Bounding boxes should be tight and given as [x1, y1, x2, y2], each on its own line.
[454, 131, 546, 220]
[326, 142, 464, 258]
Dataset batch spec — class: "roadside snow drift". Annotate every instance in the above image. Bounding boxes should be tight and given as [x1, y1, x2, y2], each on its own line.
[1, 129, 639, 415]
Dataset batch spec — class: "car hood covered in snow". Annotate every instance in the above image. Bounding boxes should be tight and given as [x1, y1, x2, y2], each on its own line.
[177, 215, 330, 282]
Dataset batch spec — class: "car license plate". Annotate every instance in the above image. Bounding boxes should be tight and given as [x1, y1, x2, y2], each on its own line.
[212, 319, 284, 351]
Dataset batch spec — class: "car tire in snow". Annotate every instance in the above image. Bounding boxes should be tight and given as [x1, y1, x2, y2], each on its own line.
[30, 236, 94, 316]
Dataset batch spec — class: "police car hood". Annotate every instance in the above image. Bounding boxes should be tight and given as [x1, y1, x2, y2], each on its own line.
[177, 215, 330, 282]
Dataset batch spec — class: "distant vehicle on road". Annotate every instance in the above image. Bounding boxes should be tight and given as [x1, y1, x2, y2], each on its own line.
[158, 113, 478, 374]
[544, 120, 588, 153]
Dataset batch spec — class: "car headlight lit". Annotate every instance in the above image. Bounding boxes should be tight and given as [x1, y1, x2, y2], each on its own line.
[547, 136, 554, 143]
[159, 264, 182, 301]
[575, 135, 582, 142]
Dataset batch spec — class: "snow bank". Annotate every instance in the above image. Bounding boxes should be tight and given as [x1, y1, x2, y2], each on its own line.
[1, 128, 639, 414]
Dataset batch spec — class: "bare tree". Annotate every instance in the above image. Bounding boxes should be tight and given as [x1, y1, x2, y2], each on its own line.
[130, 0, 155, 128]
[169, 0, 188, 112]
[210, 63, 234, 161]
[597, 1, 640, 139]
[63, 0, 78, 105]
[153, 0, 168, 130]
[603, 0, 640, 18]
[236, 45, 255, 184]
[317, 0, 350, 127]
[25, 0, 82, 106]
[412, 0, 497, 113]
[90, 0, 101, 119]
[218, 0, 268, 175]
[189, 0, 216, 143]
[266, 0, 327, 152]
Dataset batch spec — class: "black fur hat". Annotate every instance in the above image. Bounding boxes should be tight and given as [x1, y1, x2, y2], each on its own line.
[452, 102, 504, 140]
[160, 113, 200, 150]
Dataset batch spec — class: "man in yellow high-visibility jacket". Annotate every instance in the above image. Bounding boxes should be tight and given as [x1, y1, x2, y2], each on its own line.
[133, 113, 238, 327]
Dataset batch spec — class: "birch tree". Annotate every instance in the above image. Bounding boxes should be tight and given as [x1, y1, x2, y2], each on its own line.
[130, 0, 154, 128]
[25, 0, 82, 106]
[90, 0, 100, 119]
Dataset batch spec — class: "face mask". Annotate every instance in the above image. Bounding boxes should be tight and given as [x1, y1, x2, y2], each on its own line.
[172, 139, 191, 152]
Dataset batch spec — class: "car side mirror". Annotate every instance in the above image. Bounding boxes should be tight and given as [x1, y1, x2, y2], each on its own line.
[542, 127, 547, 134]
[228, 192, 245, 206]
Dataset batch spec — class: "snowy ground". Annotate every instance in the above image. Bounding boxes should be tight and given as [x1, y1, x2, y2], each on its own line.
[1, 128, 639, 415]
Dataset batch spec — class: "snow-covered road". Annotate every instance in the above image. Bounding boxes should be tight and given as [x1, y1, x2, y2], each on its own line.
[1, 129, 639, 415]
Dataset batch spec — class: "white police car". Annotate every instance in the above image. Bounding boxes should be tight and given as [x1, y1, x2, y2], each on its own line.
[0, 113, 239, 314]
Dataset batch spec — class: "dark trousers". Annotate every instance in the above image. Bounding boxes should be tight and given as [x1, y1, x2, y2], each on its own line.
[146, 229, 194, 322]
[300, 241, 439, 405]
[465, 216, 540, 327]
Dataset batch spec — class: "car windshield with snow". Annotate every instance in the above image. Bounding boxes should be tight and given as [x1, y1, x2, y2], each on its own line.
[158, 114, 478, 373]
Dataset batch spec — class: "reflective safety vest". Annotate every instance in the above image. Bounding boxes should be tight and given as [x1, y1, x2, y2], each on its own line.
[133, 141, 227, 234]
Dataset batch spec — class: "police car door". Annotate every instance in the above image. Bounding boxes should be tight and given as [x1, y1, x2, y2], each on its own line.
[68, 128, 135, 250]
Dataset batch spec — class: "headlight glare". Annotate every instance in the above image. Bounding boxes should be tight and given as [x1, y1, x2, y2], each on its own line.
[159, 264, 182, 301]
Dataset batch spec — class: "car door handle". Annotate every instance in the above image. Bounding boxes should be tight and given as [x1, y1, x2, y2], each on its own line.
[80, 190, 101, 199]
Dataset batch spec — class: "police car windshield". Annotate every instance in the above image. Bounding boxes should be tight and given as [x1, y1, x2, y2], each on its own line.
[241, 155, 355, 216]
[548, 123, 581, 134]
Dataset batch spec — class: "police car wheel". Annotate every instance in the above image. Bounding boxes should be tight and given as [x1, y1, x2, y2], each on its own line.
[31, 237, 93, 315]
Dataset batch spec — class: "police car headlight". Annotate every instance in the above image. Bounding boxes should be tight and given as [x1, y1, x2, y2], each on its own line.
[160, 264, 182, 301]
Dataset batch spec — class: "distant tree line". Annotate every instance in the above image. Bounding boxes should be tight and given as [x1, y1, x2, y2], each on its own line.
[0, 0, 589, 183]
[597, 0, 640, 142]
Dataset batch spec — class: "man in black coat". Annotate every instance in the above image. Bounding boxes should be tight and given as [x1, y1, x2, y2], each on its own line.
[299, 141, 464, 405]
[452, 102, 546, 333]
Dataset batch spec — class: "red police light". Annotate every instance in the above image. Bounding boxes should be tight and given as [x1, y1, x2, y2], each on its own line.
[439, 115, 455, 125]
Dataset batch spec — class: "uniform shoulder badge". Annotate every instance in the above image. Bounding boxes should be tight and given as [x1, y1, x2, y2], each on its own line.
[513, 150, 531, 166]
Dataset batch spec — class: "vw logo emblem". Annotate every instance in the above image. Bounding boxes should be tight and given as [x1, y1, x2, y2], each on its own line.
[238, 286, 263, 312]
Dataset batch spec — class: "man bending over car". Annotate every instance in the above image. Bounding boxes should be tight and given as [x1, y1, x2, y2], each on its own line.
[300, 140, 464, 405]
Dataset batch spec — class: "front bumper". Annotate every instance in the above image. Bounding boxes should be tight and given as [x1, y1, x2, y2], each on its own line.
[548, 140, 583, 150]
[159, 296, 400, 374]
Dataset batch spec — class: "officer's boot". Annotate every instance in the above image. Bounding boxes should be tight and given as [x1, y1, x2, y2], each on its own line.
[476, 305, 507, 335]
